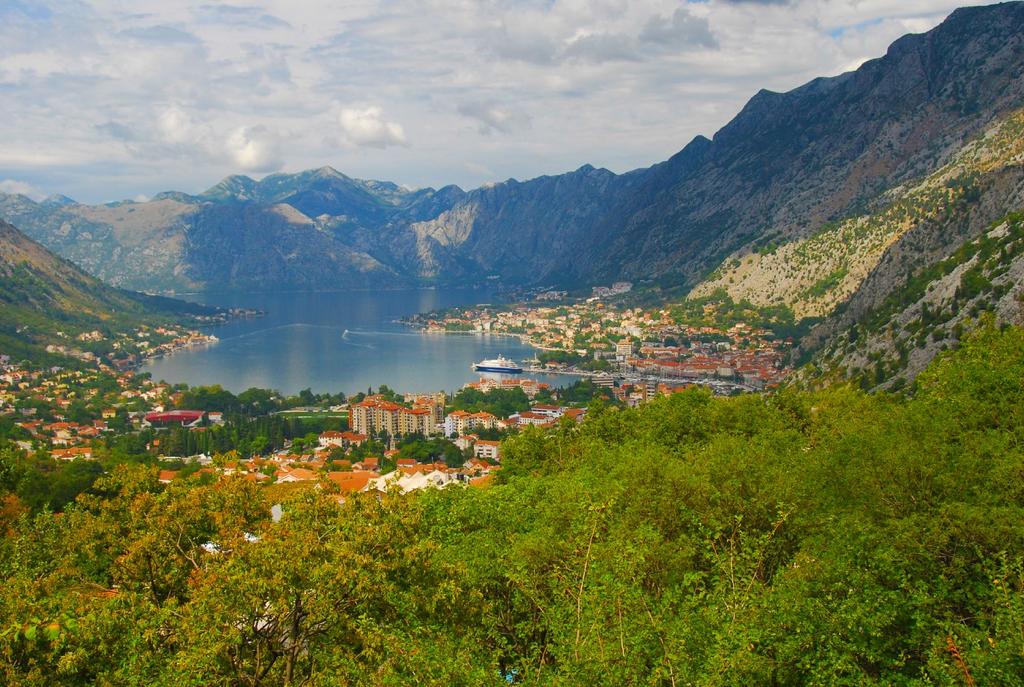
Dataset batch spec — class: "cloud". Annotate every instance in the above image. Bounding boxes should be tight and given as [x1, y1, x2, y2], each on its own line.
[158, 106, 198, 145]
[225, 125, 283, 172]
[457, 102, 531, 135]
[337, 106, 408, 148]
[96, 121, 137, 141]
[493, 5, 719, 65]
[118, 25, 202, 45]
[488, 21, 560, 65]
[0, 178, 45, 200]
[640, 8, 718, 49]
[463, 161, 496, 178]
[563, 32, 642, 63]
[0, 1, 53, 21]
[0, 0, 987, 202]
[195, 4, 291, 29]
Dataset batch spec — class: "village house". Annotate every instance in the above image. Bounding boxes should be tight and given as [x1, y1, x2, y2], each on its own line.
[51, 446, 94, 461]
[144, 410, 205, 428]
[473, 440, 501, 462]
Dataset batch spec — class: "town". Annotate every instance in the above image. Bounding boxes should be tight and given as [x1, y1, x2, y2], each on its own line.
[0, 281, 814, 516]
[404, 285, 798, 392]
[37, 324, 219, 371]
[1, 329, 778, 513]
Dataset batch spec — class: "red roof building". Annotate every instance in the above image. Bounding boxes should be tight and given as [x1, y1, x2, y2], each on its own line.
[144, 410, 205, 427]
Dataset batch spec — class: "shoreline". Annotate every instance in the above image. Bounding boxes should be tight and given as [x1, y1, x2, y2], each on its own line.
[409, 324, 564, 354]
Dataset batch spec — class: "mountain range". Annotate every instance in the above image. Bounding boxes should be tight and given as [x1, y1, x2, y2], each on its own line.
[2, 1, 1024, 387]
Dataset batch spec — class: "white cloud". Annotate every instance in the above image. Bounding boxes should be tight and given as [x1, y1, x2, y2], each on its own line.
[457, 102, 531, 135]
[158, 106, 198, 145]
[0, 0, 999, 201]
[225, 125, 284, 172]
[0, 178, 45, 200]
[463, 161, 497, 178]
[640, 8, 718, 49]
[337, 106, 408, 149]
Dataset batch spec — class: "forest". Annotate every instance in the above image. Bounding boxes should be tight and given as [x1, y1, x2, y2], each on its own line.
[0, 321, 1022, 685]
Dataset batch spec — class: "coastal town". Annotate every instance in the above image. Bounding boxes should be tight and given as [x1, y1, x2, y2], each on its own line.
[2, 324, 768, 509]
[33, 318, 244, 371]
[0, 279, 807, 513]
[405, 283, 795, 392]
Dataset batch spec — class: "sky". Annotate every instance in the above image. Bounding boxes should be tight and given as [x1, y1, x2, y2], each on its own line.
[0, 0, 996, 203]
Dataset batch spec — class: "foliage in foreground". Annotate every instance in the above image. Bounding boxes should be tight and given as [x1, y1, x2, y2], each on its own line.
[2, 323, 1024, 685]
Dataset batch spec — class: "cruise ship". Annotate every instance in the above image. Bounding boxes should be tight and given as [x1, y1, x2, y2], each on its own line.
[473, 355, 523, 374]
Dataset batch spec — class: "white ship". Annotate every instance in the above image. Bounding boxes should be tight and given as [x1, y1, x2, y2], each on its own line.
[473, 355, 523, 374]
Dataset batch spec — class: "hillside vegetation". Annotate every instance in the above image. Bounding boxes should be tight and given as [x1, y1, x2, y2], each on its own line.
[2, 322, 1023, 685]
[806, 212, 1024, 390]
[0, 220, 219, 363]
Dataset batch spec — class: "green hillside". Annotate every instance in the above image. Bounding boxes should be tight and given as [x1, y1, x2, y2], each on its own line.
[0, 220, 219, 364]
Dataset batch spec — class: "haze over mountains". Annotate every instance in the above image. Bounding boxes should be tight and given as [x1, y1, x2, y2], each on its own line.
[2, 2, 1024, 387]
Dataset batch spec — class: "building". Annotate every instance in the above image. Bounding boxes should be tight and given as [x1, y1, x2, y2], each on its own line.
[511, 411, 554, 427]
[473, 440, 501, 462]
[443, 410, 500, 437]
[158, 470, 179, 484]
[51, 447, 93, 461]
[464, 377, 550, 399]
[404, 392, 446, 427]
[276, 467, 318, 483]
[529, 404, 564, 419]
[399, 407, 435, 436]
[144, 410, 205, 428]
[318, 431, 347, 449]
[351, 397, 440, 437]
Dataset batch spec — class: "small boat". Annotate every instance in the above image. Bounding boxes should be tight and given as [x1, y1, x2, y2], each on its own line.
[473, 355, 523, 374]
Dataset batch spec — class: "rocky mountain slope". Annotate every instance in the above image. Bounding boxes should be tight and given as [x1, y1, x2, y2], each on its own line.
[0, 170, 415, 293]
[799, 211, 1024, 390]
[693, 108, 1024, 318]
[398, 2, 1024, 288]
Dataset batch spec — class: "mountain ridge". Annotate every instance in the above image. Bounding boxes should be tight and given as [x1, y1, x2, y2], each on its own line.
[1, 2, 1023, 351]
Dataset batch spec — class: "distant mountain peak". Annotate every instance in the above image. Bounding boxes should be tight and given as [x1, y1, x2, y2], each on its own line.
[201, 174, 258, 200]
[41, 193, 77, 207]
[313, 165, 345, 178]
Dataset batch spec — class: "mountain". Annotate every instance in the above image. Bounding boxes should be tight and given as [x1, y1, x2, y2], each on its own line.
[1, 3, 1023, 379]
[410, 2, 1024, 288]
[5, 3, 1024, 298]
[0, 165, 471, 293]
[197, 166, 466, 226]
[0, 219, 219, 363]
[799, 209, 1024, 390]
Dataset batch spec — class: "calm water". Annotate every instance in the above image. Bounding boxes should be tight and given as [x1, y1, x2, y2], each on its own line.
[143, 289, 573, 396]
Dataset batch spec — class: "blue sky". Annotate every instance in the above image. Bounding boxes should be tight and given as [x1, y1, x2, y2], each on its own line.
[0, 0, 991, 203]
